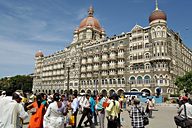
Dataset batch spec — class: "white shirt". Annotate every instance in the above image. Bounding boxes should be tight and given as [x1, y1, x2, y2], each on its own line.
[71, 98, 79, 113]
[0, 97, 28, 128]
[178, 102, 192, 119]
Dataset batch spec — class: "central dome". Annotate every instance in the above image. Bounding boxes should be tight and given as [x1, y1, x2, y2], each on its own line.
[79, 6, 102, 31]
[149, 9, 167, 23]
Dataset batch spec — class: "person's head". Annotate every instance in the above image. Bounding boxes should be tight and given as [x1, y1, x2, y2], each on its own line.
[12, 92, 23, 103]
[72, 93, 77, 99]
[36, 94, 43, 108]
[86, 94, 90, 99]
[53, 93, 60, 102]
[99, 94, 104, 100]
[133, 98, 140, 105]
[111, 93, 118, 101]
[182, 96, 188, 103]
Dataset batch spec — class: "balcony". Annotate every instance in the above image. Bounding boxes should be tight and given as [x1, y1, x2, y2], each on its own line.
[109, 54, 116, 60]
[109, 64, 116, 69]
[93, 57, 100, 63]
[87, 58, 93, 64]
[81, 67, 86, 73]
[109, 71, 116, 76]
[81, 74, 86, 78]
[117, 53, 124, 59]
[101, 66, 108, 70]
[101, 72, 108, 76]
[87, 67, 93, 72]
[117, 64, 125, 68]
[81, 59, 86, 64]
[93, 66, 99, 71]
[87, 73, 92, 78]
[117, 70, 124, 75]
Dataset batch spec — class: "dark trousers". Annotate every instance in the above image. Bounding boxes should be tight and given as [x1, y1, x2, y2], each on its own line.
[78, 108, 93, 128]
[85, 111, 98, 125]
[72, 110, 78, 128]
[107, 118, 117, 128]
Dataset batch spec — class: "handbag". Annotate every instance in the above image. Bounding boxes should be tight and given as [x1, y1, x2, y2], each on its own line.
[69, 115, 75, 126]
[136, 107, 149, 126]
[174, 104, 191, 127]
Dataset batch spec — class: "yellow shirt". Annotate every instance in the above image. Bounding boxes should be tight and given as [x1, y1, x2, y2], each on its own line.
[106, 100, 120, 118]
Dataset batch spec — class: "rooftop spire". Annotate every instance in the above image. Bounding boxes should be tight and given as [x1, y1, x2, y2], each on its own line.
[88, 5, 94, 17]
[155, 0, 159, 10]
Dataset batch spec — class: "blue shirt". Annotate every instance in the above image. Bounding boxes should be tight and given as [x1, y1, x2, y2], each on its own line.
[90, 97, 96, 112]
[97, 97, 105, 110]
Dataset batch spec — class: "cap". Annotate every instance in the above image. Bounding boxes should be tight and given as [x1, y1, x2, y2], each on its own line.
[13, 92, 23, 99]
[182, 96, 188, 101]
[2, 91, 6, 94]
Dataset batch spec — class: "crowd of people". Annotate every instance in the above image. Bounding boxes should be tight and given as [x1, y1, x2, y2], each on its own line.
[0, 90, 157, 128]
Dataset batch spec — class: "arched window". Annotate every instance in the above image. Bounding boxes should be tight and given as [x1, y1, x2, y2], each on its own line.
[122, 78, 125, 84]
[145, 53, 150, 59]
[145, 43, 150, 48]
[129, 65, 133, 71]
[109, 79, 112, 84]
[144, 75, 151, 84]
[130, 56, 133, 60]
[105, 79, 108, 84]
[160, 75, 163, 84]
[118, 78, 121, 84]
[137, 76, 143, 84]
[145, 64, 150, 69]
[113, 79, 116, 84]
[130, 76, 136, 84]
[102, 79, 104, 85]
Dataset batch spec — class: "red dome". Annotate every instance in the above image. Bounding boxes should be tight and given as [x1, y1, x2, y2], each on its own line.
[149, 9, 167, 23]
[79, 17, 101, 30]
[35, 51, 44, 57]
[79, 6, 102, 31]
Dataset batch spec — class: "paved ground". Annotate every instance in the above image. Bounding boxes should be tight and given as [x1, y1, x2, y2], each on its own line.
[23, 104, 178, 128]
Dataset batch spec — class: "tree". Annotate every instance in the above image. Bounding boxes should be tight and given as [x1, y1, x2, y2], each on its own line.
[0, 75, 33, 95]
[175, 71, 192, 94]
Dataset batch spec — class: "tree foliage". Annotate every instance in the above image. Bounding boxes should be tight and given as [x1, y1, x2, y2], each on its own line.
[175, 71, 192, 94]
[0, 75, 33, 95]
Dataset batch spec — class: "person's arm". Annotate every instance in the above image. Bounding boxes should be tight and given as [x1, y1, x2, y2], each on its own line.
[18, 103, 28, 120]
[129, 107, 133, 118]
[72, 99, 78, 114]
[178, 104, 184, 115]
[26, 102, 33, 110]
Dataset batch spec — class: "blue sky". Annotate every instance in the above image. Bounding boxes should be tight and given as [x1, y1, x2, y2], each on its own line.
[0, 0, 192, 78]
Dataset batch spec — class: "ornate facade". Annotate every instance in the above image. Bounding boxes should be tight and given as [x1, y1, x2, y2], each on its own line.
[33, 4, 192, 96]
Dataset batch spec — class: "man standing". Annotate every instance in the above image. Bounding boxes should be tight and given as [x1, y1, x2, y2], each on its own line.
[77, 94, 93, 128]
[71, 93, 79, 128]
[96, 94, 106, 128]
[0, 91, 28, 128]
[178, 96, 192, 128]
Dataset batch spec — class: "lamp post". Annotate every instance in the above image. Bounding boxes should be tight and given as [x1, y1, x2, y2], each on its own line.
[128, 81, 133, 97]
[66, 67, 70, 98]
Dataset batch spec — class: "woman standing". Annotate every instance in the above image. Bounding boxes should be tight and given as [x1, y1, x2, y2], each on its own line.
[43, 93, 66, 128]
[129, 98, 145, 128]
[27, 94, 46, 128]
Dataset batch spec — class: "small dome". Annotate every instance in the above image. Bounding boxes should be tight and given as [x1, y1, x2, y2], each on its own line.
[35, 51, 44, 57]
[149, 9, 167, 23]
[79, 6, 102, 31]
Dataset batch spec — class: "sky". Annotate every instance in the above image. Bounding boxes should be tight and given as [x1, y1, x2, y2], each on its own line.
[0, 0, 192, 78]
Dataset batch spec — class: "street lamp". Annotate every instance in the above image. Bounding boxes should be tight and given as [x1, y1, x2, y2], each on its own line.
[128, 81, 133, 97]
[66, 67, 70, 98]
